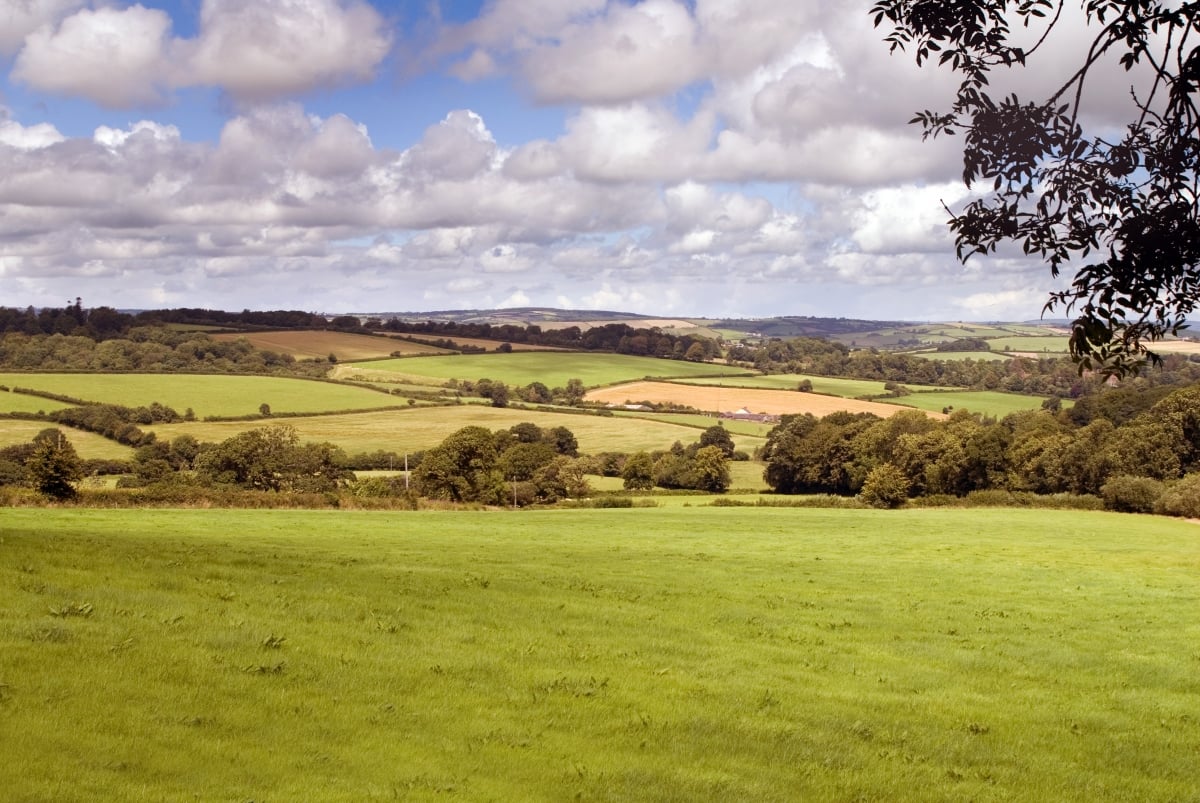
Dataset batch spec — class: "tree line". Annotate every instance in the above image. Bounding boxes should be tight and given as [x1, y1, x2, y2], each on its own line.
[726, 336, 1200, 398]
[761, 383, 1200, 516]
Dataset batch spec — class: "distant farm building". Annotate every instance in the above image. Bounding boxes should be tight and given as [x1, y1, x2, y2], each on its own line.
[720, 408, 780, 424]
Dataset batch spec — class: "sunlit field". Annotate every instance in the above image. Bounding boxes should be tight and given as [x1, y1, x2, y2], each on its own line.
[672, 374, 899, 397]
[886, 390, 1063, 418]
[2, 507, 1196, 801]
[0, 420, 133, 460]
[911, 351, 1012, 362]
[985, 336, 1072, 354]
[0, 388, 71, 415]
[587, 380, 942, 418]
[347, 352, 751, 389]
[210, 329, 451, 360]
[0, 373, 403, 418]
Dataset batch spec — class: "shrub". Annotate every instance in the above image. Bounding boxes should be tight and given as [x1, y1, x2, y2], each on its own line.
[1101, 475, 1167, 514]
[859, 463, 910, 509]
[1155, 473, 1200, 519]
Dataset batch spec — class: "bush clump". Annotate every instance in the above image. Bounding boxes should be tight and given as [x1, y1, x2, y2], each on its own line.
[1101, 475, 1166, 514]
[1154, 474, 1200, 519]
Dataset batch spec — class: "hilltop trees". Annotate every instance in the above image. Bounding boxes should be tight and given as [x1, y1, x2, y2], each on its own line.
[873, 1, 1200, 374]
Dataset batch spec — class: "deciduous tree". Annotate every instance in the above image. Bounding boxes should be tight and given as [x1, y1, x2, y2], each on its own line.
[874, 1, 1200, 374]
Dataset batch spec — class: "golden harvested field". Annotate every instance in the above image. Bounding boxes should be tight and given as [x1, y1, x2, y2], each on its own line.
[1145, 340, 1200, 355]
[211, 330, 449, 360]
[587, 381, 946, 419]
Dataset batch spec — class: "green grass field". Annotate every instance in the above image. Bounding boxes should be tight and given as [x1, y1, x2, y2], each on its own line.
[921, 325, 1020, 339]
[985, 336, 1072, 354]
[0, 420, 133, 460]
[348, 353, 751, 389]
[911, 351, 1013, 362]
[0, 389, 71, 414]
[1, 507, 1196, 801]
[673, 374, 898, 397]
[0, 373, 403, 418]
[610, 410, 776, 439]
[210, 330, 450, 360]
[888, 391, 1058, 418]
[147, 405, 757, 455]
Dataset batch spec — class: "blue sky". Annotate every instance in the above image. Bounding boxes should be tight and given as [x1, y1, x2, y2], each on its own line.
[0, 0, 1077, 320]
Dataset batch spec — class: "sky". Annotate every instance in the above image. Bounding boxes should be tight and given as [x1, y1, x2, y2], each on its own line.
[0, 0, 1113, 320]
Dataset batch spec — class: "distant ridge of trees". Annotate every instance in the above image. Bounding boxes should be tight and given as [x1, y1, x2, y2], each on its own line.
[375, 318, 721, 361]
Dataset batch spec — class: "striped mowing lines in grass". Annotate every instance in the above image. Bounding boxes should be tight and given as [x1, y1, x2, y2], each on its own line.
[146, 405, 766, 455]
[1, 507, 1197, 801]
[0, 373, 403, 419]
[347, 352, 753, 389]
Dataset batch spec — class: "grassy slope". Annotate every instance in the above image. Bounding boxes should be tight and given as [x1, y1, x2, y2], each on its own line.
[985, 336, 1071, 354]
[348, 352, 751, 389]
[0, 373, 401, 418]
[672, 374, 896, 397]
[0, 420, 133, 460]
[911, 351, 1012, 362]
[886, 391, 1059, 418]
[0, 389, 71, 414]
[210, 330, 450, 360]
[1, 508, 1196, 801]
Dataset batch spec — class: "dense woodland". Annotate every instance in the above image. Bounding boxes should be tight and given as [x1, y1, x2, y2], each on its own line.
[760, 382, 1200, 516]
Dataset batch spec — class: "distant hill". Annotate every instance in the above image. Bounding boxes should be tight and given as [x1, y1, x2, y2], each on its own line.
[712, 316, 911, 338]
[362, 308, 660, 325]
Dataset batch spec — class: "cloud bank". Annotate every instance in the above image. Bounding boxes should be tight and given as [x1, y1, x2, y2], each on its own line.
[0, 0, 1084, 319]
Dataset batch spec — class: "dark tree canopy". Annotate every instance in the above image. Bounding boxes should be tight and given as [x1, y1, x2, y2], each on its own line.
[873, 1, 1200, 375]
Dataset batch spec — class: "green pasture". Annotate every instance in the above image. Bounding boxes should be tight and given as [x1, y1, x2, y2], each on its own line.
[0, 420, 133, 460]
[911, 351, 1012, 362]
[0, 389, 71, 415]
[0, 373, 402, 419]
[1, 508, 1196, 801]
[147, 405, 758, 456]
[922, 325, 1019, 339]
[611, 410, 775, 439]
[673, 373, 896, 398]
[347, 352, 751, 389]
[986, 336, 1072, 354]
[997, 324, 1063, 336]
[889, 390, 1059, 418]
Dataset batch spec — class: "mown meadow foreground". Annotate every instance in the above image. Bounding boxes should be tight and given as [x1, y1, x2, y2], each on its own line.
[1, 507, 1197, 801]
